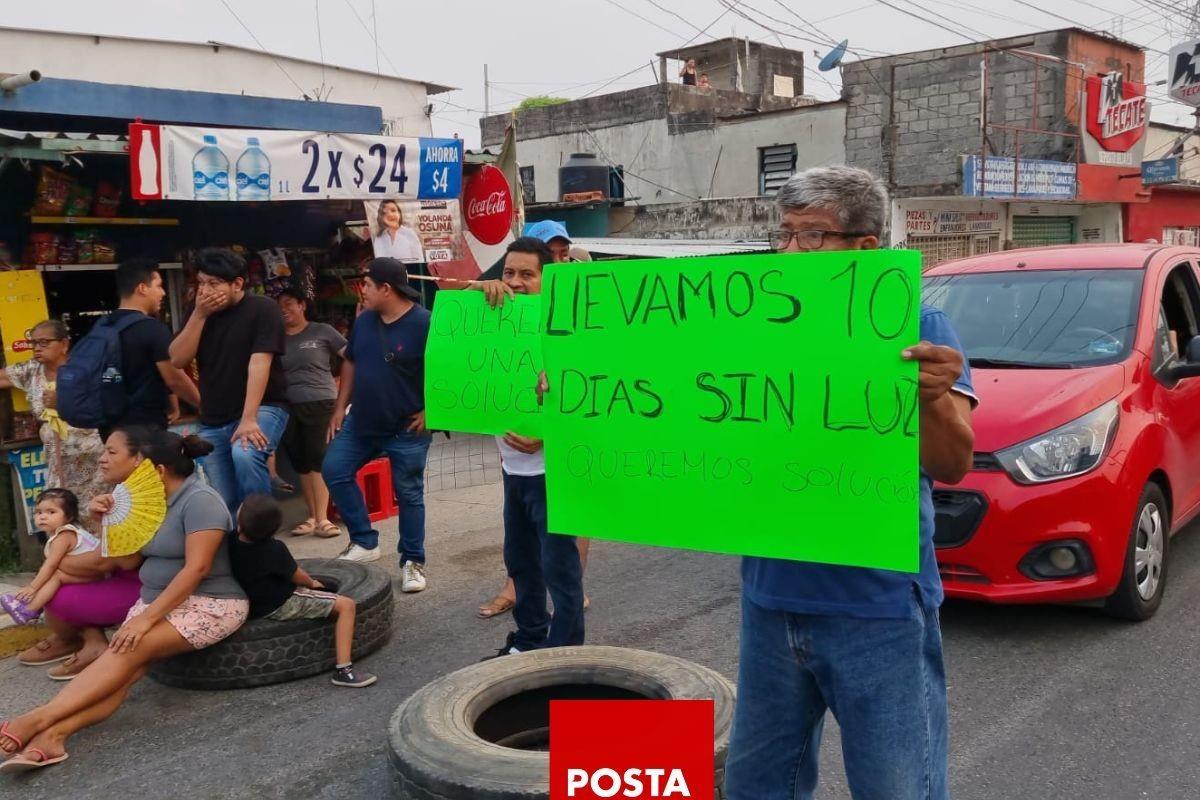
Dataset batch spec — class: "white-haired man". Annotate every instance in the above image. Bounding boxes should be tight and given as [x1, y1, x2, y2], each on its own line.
[724, 166, 976, 800]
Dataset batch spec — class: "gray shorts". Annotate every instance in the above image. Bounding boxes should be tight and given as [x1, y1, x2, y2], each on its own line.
[265, 588, 337, 621]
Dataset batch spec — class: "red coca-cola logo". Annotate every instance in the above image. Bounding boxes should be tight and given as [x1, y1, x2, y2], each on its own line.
[463, 165, 513, 245]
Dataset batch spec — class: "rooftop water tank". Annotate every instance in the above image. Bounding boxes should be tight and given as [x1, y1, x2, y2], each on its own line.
[559, 153, 609, 201]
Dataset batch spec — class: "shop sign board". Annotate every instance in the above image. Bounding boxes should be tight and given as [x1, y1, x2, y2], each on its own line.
[905, 209, 1002, 236]
[7, 446, 47, 532]
[1080, 72, 1150, 167]
[130, 123, 462, 202]
[0, 270, 49, 413]
[1142, 157, 1180, 186]
[463, 165, 515, 245]
[962, 156, 1076, 200]
[1168, 39, 1200, 107]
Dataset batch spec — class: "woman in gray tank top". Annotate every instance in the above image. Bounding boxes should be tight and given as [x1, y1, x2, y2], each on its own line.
[0, 426, 247, 773]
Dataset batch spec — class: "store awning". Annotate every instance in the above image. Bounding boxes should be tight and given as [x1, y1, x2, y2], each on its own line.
[571, 237, 769, 259]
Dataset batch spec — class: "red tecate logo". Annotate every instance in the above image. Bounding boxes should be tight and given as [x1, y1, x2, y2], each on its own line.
[462, 164, 513, 245]
[550, 700, 714, 800]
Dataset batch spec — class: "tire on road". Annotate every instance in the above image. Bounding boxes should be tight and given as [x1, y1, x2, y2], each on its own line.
[1106, 482, 1170, 621]
[150, 559, 393, 690]
[388, 645, 736, 799]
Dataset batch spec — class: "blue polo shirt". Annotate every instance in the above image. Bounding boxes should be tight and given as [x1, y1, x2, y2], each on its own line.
[741, 306, 977, 619]
[344, 306, 430, 436]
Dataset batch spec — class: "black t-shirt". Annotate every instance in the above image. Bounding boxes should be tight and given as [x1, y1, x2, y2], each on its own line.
[110, 309, 173, 429]
[194, 293, 289, 426]
[344, 307, 430, 436]
[227, 534, 297, 618]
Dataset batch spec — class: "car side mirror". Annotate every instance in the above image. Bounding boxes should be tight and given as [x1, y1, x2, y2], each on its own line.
[1167, 336, 1200, 381]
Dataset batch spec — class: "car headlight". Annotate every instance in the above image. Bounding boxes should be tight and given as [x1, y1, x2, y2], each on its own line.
[996, 400, 1119, 484]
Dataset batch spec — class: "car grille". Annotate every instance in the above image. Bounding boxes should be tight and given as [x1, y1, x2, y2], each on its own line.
[933, 489, 987, 548]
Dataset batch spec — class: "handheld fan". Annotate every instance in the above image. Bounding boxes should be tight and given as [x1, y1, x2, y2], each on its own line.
[102, 458, 167, 557]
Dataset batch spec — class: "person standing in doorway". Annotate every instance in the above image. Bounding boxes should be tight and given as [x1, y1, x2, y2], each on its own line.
[323, 258, 432, 594]
[679, 58, 698, 85]
[100, 259, 201, 441]
[723, 166, 976, 800]
[168, 248, 290, 517]
[276, 287, 346, 538]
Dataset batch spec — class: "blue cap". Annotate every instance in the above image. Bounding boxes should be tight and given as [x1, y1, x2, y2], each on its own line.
[524, 220, 571, 244]
[203, 135, 218, 145]
[247, 137, 260, 146]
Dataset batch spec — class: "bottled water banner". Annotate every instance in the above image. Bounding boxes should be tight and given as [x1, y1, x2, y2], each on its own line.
[129, 123, 462, 202]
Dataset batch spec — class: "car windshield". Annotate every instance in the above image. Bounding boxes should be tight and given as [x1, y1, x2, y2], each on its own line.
[923, 269, 1144, 368]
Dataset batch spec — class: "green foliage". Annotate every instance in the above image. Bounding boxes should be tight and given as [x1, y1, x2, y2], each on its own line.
[516, 96, 569, 111]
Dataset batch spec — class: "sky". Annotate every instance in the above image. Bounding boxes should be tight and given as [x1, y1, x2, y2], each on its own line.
[0, 0, 1195, 148]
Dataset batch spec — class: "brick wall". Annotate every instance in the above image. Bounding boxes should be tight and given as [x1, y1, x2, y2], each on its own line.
[843, 30, 1078, 198]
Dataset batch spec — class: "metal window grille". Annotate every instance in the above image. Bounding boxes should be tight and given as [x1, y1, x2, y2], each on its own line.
[519, 166, 536, 205]
[1011, 216, 1075, 248]
[907, 234, 1000, 269]
[759, 144, 797, 196]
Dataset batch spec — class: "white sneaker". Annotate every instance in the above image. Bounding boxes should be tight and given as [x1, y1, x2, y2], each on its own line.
[401, 560, 427, 593]
[338, 544, 381, 563]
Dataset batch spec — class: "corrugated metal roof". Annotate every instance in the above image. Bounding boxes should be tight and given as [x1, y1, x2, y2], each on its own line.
[572, 237, 769, 258]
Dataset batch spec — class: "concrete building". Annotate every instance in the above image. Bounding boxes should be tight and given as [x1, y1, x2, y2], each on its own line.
[843, 28, 1147, 266]
[0, 26, 452, 136]
[480, 38, 843, 238]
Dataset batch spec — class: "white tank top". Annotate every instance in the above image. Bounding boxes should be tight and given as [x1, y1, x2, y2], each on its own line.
[44, 524, 100, 558]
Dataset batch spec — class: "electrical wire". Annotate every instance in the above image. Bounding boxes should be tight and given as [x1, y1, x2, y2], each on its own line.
[217, 0, 311, 98]
[314, 0, 327, 97]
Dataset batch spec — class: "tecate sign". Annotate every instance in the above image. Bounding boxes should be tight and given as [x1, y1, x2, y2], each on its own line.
[1081, 72, 1149, 167]
[1169, 39, 1200, 107]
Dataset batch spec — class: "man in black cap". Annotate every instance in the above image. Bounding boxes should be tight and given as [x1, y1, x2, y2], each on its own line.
[324, 258, 433, 592]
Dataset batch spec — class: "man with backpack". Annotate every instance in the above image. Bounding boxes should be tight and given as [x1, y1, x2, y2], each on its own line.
[168, 248, 290, 516]
[56, 259, 200, 441]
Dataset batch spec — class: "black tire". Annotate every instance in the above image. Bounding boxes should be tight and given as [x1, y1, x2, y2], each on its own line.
[387, 645, 735, 799]
[150, 559, 393, 690]
[1106, 483, 1170, 621]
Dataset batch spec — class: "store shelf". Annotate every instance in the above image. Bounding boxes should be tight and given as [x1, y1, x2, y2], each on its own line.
[35, 262, 183, 273]
[29, 216, 180, 227]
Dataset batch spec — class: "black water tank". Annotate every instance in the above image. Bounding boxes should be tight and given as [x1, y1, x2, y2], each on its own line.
[559, 153, 609, 199]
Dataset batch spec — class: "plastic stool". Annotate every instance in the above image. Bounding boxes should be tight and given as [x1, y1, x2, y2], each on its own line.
[327, 457, 399, 524]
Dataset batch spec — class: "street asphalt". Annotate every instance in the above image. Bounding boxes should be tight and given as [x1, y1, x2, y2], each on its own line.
[2, 477, 1199, 799]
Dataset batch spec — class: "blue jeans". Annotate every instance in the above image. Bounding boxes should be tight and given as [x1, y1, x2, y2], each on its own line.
[321, 413, 432, 563]
[502, 473, 584, 651]
[724, 593, 948, 800]
[198, 405, 290, 518]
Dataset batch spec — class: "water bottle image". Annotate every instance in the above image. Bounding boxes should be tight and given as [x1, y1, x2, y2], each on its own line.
[192, 134, 230, 200]
[235, 137, 272, 200]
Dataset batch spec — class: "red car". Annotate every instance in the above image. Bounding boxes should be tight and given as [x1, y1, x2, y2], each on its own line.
[924, 244, 1200, 620]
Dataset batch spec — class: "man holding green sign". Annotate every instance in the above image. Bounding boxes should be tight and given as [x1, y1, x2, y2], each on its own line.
[537, 167, 975, 799]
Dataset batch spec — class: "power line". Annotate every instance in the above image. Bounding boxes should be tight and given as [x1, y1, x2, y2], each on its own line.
[314, 0, 327, 96]
[602, 0, 679, 37]
[217, 0, 311, 98]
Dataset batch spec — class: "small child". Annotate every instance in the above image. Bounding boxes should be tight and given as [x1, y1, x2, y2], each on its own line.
[1, 489, 104, 625]
[228, 494, 377, 688]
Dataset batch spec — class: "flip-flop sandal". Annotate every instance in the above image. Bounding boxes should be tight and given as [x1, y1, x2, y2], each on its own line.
[477, 595, 515, 619]
[0, 723, 24, 755]
[18, 638, 78, 667]
[290, 519, 317, 536]
[314, 521, 342, 538]
[0, 748, 69, 773]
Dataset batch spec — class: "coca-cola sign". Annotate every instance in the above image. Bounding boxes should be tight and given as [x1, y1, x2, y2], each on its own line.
[463, 165, 513, 245]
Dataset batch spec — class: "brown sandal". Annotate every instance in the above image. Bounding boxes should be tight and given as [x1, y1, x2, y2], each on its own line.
[18, 637, 78, 666]
[477, 595, 515, 619]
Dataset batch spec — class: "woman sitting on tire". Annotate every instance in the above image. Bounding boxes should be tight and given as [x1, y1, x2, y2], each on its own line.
[0, 427, 248, 774]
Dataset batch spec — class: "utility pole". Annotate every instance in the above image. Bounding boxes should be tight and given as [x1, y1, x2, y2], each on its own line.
[484, 63, 490, 117]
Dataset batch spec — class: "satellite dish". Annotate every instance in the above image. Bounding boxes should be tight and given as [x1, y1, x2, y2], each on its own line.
[819, 40, 849, 72]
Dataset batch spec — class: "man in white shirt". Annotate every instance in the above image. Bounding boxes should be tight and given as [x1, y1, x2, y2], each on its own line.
[478, 236, 586, 657]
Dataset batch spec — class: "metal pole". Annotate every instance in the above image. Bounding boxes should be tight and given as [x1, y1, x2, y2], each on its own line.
[980, 55, 988, 199]
[484, 63, 490, 117]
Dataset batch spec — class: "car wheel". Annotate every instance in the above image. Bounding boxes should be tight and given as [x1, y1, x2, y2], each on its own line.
[150, 559, 393, 690]
[387, 646, 735, 799]
[1105, 483, 1170, 621]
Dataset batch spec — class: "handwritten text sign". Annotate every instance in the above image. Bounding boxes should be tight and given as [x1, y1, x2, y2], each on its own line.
[425, 291, 543, 437]
[541, 251, 922, 571]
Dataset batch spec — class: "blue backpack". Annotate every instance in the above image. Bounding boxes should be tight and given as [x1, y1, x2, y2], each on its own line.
[56, 314, 153, 430]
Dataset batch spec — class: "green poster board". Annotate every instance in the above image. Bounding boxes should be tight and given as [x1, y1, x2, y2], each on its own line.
[540, 250, 923, 572]
[424, 291, 544, 437]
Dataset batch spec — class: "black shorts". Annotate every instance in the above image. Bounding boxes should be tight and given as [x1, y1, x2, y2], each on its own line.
[281, 399, 335, 474]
